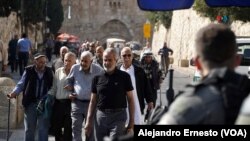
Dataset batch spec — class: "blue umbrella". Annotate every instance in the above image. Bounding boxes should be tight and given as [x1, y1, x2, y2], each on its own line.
[138, 0, 250, 11]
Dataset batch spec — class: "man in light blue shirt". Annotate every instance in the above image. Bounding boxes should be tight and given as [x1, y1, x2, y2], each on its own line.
[65, 51, 104, 141]
[17, 33, 32, 76]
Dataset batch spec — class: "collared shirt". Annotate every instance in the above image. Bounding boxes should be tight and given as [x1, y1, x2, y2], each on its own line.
[120, 65, 142, 124]
[92, 68, 134, 109]
[48, 67, 71, 99]
[66, 63, 104, 100]
[17, 38, 32, 52]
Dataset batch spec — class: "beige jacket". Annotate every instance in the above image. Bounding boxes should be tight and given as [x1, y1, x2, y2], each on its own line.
[0, 40, 8, 65]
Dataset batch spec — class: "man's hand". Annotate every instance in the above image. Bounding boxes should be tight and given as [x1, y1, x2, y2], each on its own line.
[7, 92, 17, 99]
[84, 122, 93, 137]
[126, 126, 134, 135]
[69, 93, 77, 101]
[64, 85, 73, 91]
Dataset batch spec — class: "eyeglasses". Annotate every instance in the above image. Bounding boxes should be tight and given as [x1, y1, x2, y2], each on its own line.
[122, 54, 132, 58]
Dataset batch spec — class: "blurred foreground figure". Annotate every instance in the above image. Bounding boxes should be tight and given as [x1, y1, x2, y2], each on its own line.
[158, 23, 250, 125]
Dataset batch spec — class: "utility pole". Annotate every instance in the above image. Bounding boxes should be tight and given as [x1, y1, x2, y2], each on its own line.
[68, 0, 71, 19]
[166, 69, 174, 106]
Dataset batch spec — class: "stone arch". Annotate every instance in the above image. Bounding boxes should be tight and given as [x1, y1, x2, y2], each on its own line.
[98, 19, 132, 44]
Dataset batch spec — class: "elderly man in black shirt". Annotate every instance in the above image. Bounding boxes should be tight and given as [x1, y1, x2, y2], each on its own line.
[85, 47, 135, 141]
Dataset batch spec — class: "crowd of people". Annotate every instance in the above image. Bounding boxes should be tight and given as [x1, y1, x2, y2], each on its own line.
[4, 23, 250, 141]
[5, 33, 165, 141]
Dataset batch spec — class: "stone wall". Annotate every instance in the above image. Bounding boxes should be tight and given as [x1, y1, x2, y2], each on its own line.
[60, 0, 147, 44]
[0, 12, 44, 129]
[0, 77, 23, 129]
[151, 8, 250, 67]
[0, 12, 43, 51]
[0, 12, 20, 51]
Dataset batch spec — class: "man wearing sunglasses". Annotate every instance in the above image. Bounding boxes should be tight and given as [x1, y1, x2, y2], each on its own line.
[118, 47, 154, 125]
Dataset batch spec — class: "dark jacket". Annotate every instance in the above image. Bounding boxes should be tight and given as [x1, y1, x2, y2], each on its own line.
[22, 65, 53, 107]
[141, 59, 162, 90]
[117, 64, 154, 114]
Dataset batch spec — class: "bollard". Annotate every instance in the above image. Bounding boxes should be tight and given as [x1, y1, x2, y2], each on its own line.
[166, 69, 174, 106]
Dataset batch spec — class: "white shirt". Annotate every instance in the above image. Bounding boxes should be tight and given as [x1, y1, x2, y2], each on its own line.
[120, 65, 142, 125]
[48, 67, 71, 99]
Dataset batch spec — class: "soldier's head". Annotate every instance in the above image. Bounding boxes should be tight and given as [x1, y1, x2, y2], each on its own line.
[194, 23, 240, 73]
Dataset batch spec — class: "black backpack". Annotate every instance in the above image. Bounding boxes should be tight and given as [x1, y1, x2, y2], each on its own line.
[193, 68, 250, 124]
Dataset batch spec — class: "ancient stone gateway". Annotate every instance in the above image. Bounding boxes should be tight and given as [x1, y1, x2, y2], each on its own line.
[99, 19, 132, 46]
[60, 0, 147, 44]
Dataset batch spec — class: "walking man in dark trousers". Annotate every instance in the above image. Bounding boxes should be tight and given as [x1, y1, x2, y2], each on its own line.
[49, 52, 76, 141]
[8, 53, 53, 141]
[17, 33, 32, 76]
[85, 48, 135, 141]
[8, 34, 19, 73]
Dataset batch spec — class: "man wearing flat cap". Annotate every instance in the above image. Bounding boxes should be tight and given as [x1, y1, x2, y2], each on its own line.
[8, 53, 54, 141]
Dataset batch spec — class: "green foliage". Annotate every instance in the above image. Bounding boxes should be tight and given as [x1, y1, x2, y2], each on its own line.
[193, 1, 250, 23]
[47, 0, 64, 34]
[23, 0, 44, 24]
[0, 0, 20, 16]
[146, 11, 173, 29]
[0, 0, 64, 35]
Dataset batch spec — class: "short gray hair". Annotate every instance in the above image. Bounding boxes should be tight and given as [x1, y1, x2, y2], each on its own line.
[65, 52, 76, 60]
[60, 46, 69, 53]
[80, 51, 93, 60]
[103, 47, 118, 60]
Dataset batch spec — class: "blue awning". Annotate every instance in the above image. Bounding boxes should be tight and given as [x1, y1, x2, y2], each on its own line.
[138, 0, 250, 11]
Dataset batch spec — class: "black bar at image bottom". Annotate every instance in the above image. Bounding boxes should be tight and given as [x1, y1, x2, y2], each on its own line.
[134, 125, 250, 140]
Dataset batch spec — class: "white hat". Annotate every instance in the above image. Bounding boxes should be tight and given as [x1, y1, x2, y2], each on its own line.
[143, 50, 153, 56]
[34, 53, 46, 60]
